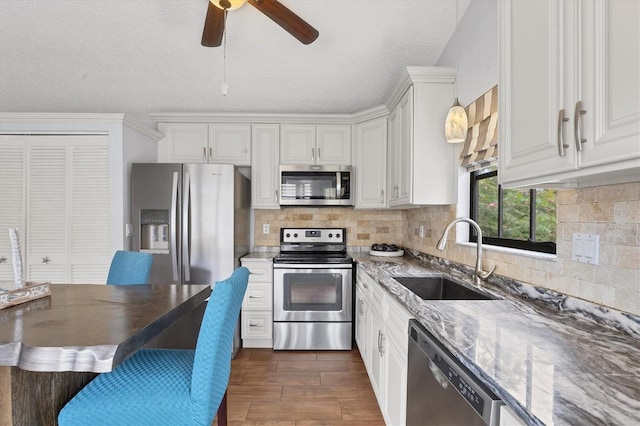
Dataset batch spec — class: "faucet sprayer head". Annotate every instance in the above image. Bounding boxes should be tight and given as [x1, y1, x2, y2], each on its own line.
[436, 237, 447, 251]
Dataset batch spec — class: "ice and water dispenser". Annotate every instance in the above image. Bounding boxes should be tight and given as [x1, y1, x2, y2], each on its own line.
[139, 209, 169, 253]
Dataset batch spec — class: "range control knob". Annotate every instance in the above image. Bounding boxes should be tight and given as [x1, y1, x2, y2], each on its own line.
[285, 233, 291, 238]
[293, 233, 298, 238]
[336, 233, 341, 239]
[328, 233, 333, 238]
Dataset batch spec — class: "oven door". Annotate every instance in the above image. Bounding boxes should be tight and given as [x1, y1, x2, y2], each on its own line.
[273, 264, 352, 322]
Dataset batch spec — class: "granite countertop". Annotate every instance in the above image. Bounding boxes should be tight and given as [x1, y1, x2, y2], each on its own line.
[355, 252, 640, 426]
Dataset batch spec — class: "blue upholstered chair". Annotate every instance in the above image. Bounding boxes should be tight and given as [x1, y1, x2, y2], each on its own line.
[106, 250, 153, 285]
[59, 266, 250, 426]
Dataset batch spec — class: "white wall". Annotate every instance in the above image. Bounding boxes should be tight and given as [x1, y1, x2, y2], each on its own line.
[436, 0, 498, 105]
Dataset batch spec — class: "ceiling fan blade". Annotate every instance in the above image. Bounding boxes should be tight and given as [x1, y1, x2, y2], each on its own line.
[248, 0, 319, 44]
[201, 2, 225, 47]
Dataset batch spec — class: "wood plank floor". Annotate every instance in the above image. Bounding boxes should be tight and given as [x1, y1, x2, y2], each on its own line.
[222, 348, 385, 425]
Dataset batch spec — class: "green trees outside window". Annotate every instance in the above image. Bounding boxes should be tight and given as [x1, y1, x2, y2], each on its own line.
[470, 166, 556, 254]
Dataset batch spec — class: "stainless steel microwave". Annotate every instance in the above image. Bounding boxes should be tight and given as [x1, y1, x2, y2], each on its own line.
[279, 165, 353, 206]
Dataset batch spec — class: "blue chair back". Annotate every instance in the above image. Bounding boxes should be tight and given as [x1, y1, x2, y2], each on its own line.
[190, 266, 249, 425]
[106, 250, 153, 285]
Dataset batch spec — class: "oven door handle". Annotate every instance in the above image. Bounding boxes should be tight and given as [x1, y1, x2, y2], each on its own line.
[273, 263, 353, 270]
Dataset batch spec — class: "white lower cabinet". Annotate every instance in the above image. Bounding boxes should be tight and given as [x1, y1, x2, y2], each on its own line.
[357, 267, 413, 426]
[240, 259, 273, 348]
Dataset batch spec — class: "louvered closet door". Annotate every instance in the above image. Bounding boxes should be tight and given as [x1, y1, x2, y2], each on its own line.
[0, 136, 26, 282]
[69, 136, 110, 283]
[26, 136, 69, 283]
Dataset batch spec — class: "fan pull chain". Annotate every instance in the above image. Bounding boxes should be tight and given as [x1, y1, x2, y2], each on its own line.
[221, 9, 229, 96]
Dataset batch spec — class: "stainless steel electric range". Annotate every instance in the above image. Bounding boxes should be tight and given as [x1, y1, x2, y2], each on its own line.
[272, 228, 354, 350]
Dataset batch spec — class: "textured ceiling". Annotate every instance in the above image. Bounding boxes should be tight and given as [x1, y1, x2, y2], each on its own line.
[0, 0, 470, 125]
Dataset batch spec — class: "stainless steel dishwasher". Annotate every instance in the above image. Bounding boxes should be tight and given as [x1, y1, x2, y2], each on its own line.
[407, 320, 503, 425]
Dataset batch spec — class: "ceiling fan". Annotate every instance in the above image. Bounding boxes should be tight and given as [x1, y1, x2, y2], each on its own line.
[202, 0, 319, 47]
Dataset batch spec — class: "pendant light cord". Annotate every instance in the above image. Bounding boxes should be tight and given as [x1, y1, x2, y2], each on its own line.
[223, 9, 227, 84]
[221, 9, 229, 95]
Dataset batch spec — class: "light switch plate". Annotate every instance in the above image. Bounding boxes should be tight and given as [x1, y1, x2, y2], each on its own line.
[572, 233, 599, 265]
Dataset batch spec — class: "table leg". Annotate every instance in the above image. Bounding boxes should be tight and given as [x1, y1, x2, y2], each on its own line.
[1, 366, 97, 426]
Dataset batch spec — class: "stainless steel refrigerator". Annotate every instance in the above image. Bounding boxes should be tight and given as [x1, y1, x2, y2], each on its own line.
[131, 163, 250, 285]
[131, 163, 250, 352]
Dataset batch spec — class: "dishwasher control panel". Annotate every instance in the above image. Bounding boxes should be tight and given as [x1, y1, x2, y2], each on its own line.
[432, 353, 485, 415]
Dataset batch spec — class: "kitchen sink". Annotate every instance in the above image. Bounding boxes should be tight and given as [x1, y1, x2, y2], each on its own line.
[392, 276, 496, 300]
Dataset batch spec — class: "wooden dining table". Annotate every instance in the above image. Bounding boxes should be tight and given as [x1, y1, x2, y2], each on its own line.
[0, 283, 211, 426]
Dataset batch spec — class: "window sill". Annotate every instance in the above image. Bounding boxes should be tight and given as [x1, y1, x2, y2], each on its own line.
[456, 241, 558, 262]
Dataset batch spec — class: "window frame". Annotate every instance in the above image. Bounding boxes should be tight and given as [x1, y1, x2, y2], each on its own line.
[469, 168, 556, 254]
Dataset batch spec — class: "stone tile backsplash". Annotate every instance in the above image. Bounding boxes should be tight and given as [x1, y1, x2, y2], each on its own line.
[403, 182, 640, 316]
[254, 208, 404, 247]
[254, 182, 640, 315]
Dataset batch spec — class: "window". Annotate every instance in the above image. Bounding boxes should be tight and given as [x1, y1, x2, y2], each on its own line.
[469, 166, 557, 254]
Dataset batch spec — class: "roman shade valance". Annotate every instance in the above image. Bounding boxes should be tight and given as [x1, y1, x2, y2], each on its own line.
[459, 85, 498, 171]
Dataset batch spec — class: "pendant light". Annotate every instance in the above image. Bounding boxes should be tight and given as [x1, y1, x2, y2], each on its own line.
[444, 0, 468, 144]
[444, 97, 468, 143]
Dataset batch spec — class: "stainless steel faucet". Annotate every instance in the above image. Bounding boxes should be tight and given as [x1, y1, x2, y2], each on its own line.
[436, 217, 496, 286]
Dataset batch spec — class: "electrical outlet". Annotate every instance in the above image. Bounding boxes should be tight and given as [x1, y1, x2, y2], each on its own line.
[263, 224, 270, 234]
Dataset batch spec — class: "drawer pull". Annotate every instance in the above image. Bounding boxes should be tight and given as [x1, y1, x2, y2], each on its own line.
[249, 322, 264, 328]
[249, 295, 264, 298]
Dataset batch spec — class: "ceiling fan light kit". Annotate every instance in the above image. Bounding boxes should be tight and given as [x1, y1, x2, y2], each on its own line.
[202, 0, 319, 47]
[211, 0, 246, 11]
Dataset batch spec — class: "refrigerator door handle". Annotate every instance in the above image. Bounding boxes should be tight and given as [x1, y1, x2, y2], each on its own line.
[182, 171, 191, 282]
[170, 171, 179, 281]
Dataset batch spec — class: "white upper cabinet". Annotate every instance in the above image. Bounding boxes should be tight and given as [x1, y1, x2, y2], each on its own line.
[251, 124, 280, 209]
[386, 67, 458, 207]
[315, 125, 352, 165]
[498, 0, 640, 187]
[209, 124, 251, 165]
[355, 117, 388, 208]
[158, 122, 251, 166]
[280, 124, 351, 165]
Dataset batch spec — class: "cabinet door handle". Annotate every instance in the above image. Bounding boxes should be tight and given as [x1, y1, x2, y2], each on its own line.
[380, 332, 385, 355]
[574, 101, 587, 152]
[380, 189, 384, 203]
[209, 147, 213, 162]
[317, 148, 321, 162]
[275, 189, 279, 202]
[557, 109, 570, 156]
[249, 295, 264, 298]
[202, 147, 207, 161]
[311, 148, 315, 162]
[249, 322, 263, 328]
